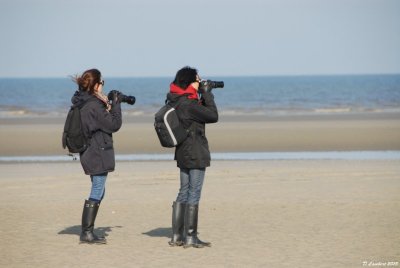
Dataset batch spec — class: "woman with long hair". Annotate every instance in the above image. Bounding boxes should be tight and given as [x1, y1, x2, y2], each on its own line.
[71, 68, 122, 244]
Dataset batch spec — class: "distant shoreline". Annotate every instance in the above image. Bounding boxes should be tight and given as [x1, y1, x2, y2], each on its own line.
[1, 110, 400, 124]
[2, 108, 400, 123]
[1, 151, 400, 164]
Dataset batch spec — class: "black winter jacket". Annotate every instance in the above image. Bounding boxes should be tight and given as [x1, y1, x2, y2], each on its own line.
[166, 91, 218, 169]
[71, 91, 122, 175]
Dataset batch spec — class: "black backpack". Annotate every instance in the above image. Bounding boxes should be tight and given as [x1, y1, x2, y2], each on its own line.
[62, 99, 94, 153]
[154, 102, 189, 148]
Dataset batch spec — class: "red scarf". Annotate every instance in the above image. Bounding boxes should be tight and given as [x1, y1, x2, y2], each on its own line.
[170, 83, 199, 100]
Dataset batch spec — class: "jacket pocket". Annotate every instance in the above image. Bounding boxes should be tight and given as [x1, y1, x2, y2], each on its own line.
[99, 132, 113, 150]
[80, 144, 102, 175]
[201, 137, 210, 156]
[196, 127, 210, 155]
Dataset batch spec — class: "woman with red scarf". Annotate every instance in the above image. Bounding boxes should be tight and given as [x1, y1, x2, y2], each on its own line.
[167, 66, 218, 248]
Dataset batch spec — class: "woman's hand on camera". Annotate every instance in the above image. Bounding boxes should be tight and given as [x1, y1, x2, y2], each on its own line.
[108, 90, 122, 105]
[198, 81, 213, 94]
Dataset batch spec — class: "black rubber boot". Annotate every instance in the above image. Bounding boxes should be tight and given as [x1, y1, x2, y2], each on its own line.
[169, 201, 185, 246]
[80, 200, 107, 244]
[183, 204, 211, 248]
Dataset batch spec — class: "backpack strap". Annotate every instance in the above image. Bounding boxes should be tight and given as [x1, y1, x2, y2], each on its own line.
[62, 107, 74, 149]
[167, 96, 196, 134]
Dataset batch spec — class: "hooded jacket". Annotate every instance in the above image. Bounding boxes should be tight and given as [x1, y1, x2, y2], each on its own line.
[71, 91, 122, 175]
[166, 90, 218, 169]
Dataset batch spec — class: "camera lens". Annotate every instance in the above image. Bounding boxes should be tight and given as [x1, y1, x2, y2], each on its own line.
[121, 95, 136, 105]
[213, 81, 224, 88]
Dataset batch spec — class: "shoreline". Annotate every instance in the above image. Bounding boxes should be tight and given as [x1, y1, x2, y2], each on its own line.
[1, 110, 400, 124]
[1, 151, 400, 163]
[1, 112, 400, 156]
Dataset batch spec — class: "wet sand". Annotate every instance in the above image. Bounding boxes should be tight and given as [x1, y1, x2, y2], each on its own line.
[0, 113, 399, 156]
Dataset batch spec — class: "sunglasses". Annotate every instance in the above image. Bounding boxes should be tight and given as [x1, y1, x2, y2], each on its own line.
[99, 80, 105, 86]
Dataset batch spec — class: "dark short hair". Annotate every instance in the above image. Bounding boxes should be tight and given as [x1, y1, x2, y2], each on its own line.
[172, 66, 198, 89]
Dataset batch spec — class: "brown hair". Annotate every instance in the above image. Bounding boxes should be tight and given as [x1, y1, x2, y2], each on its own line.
[73, 69, 101, 94]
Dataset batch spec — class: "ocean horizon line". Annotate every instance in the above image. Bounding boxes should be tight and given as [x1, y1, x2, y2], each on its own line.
[1, 74, 399, 120]
[1, 73, 400, 80]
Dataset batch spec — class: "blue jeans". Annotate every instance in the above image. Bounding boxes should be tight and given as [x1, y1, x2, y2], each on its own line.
[89, 173, 108, 202]
[176, 168, 206, 205]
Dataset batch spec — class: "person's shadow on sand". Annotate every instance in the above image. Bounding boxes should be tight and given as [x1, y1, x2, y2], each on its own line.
[59, 226, 171, 239]
[142, 227, 171, 238]
[58, 225, 122, 238]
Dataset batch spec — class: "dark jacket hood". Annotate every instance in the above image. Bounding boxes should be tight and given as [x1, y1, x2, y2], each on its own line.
[71, 90, 94, 107]
[166, 92, 181, 103]
[166, 92, 191, 105]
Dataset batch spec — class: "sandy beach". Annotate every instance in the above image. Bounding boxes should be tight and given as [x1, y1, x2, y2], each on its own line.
[0, 113, 400, 267]
[0, 160, 399, 268]
[0, 113, 400, 156]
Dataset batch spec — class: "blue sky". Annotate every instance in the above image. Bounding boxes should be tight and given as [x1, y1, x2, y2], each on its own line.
[0, 0, 399, 77]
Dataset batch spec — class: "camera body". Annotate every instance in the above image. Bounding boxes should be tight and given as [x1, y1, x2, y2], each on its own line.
[199, 80, 224, 92]
[108, 90, 136, 105]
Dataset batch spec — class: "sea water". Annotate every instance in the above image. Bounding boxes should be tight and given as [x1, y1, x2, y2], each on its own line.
[1, 75, 399, 161]
[0, 74, 399, 117]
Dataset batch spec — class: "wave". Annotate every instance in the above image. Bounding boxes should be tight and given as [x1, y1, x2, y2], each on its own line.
[219, 107, 400, 116]
[0, 108, 66, 118]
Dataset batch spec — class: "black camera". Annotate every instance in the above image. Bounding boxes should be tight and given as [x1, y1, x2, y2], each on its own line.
[199, 80, 224, 92]
[120, 94, 136, 105]
[108, 90, 136, 105]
